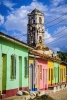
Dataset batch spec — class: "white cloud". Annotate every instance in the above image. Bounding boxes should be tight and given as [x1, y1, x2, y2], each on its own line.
[0, 14, 4, 25]
[45, 30, 55, 44]
[11, 32, 27, 43]
[47, 26, 67, 52]
[1, 0, 67, 52]
[4, 0, 48, 35]
[51, 0, 64, 6]
[53, 47, 60, 53]
[2, 0, 16, 10]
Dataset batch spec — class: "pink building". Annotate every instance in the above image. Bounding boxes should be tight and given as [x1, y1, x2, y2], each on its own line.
[37, 58, 48, 90]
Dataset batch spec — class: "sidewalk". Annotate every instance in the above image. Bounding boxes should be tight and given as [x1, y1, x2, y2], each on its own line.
[4, 90, 53, 100]
[4, 88, 67, 100]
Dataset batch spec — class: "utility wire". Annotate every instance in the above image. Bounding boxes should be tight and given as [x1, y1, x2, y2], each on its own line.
[46, 18, 67, 29]
[60, 43, 67, 51]
[46, 38, 67, 48]
[45, 13, 67, 25]
[45, 28, 67, 40]
[46, 32, 67, 45]
[12, 27, 67, 41]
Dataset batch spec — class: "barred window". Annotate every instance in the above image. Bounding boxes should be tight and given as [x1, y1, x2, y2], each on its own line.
[64, 68, 66, 78]
[10, 54, 16, 79]
[49, 68, 50, 81]
[24, 57, 28, 78]
[51, 69, 53, 80]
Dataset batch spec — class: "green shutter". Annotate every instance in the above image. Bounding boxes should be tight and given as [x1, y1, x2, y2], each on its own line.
[24, 57, 28, 78]
[10, 54, 16, 79]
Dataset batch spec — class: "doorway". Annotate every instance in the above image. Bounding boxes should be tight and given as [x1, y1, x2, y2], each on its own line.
[30, 64, 33, 90]
[2, 54, 7, 94]
[51, 68, 53, 85]
[19, 56, 22, 90]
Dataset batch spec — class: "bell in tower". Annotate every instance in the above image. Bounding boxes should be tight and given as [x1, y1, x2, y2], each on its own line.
[27, 8, 45, 47]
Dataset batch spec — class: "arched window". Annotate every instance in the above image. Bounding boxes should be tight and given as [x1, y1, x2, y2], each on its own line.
[39, 17, 42, 24]
[39, 36, 42, 43]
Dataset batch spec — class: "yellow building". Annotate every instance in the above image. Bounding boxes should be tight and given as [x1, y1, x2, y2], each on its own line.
[48, 60, 54, 86]
[29, 53, 38, 91]
[60, 62, 66, 83]
[29, 56, 34, 91]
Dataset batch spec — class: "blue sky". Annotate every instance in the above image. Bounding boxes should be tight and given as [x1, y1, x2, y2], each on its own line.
[0, 0, 67, 52]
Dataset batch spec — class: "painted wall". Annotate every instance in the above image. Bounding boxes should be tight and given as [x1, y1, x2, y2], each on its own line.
[29, 57, 38, 91]
[59, 64, 66, 83]
[37, 58, 48, 90]
[29, 57, 34, 90]
[0, 37, 29, 96]
[0, 44, 2, 93]
[48, 60, 54, 85]
[54, 62, 59, 84]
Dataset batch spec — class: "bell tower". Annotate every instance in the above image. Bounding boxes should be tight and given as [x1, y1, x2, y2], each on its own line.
[27, 8, 45, 47]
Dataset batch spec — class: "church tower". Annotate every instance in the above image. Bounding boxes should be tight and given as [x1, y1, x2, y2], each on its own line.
[27, 8, 45, 47]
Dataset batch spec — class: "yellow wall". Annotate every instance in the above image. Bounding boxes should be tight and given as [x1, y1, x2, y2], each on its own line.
[29, 57, 34, 89]
[60, 64, 66, 83]
[29, 57, 37, 89]
[48, 60, 54, 85]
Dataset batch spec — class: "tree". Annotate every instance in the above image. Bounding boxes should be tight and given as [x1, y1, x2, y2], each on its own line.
[57, 51, 67, 62]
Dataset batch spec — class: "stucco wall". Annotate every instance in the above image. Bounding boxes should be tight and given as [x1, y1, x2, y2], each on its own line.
[48, 61, 54, 85]
[0, 38, 29, 91]
[54, 62, 59, 84]
[37, 58, 48, 90]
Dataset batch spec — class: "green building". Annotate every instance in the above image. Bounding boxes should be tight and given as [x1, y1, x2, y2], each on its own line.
[54, 62, 60, 84]
[0, 32, 32, 99]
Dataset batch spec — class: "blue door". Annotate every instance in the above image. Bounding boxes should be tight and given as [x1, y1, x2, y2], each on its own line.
[30, 64, 33, 91]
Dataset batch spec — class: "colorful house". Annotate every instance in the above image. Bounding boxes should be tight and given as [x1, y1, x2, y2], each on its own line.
[48, 60, 54, 87]
[29, 54, 37, 91]
[59, 62, 66, 83]
[48, 56, 67, 91]
[0, 32, 32, 99]
[54, 62, 60, 84]
[37, 58, 48, 90]
[29, 50, 48, 91]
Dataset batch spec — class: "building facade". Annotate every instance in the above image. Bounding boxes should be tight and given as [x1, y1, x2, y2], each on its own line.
[0, 32, 31, 99]
[48, 60, 54, 86]
[37, 58, 48, 90]
[54, 62, 60, 84]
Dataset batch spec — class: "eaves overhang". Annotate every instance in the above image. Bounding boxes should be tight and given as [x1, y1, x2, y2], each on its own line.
[0, 32, 33, 50]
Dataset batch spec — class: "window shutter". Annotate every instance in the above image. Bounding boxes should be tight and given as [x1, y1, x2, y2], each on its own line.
[11, 54, 16, 79]
[24, 57, 28, 78]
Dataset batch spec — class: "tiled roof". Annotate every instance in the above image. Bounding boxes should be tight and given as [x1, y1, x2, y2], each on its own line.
[29, 49, 61, 62]
[28, 8, 44, 15]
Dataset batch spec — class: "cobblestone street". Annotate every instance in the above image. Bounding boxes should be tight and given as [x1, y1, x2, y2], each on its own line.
[46, 88, 67, 100]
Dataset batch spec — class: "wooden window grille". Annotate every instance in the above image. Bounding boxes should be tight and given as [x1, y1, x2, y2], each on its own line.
[49, 68, 50, 81]
[11, 54, 16, 79]
[24, 57, 28, 78]
[64, 68, 65, 78]
[51, 69, 53, 80]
